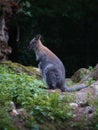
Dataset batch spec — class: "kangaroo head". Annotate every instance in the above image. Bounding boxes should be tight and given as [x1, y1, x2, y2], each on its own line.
[28, 34, 41, 50]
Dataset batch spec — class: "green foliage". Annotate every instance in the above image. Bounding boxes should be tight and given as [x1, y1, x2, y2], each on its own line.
[88, 66, 94, 72]
[66, 80, 75, 86]
[0, 64, 73, 129]
[86, 77, 95, 86]
[24, 92, 73, 123]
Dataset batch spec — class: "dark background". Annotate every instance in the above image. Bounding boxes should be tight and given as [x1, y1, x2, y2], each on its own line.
[8, 0, 98, 77]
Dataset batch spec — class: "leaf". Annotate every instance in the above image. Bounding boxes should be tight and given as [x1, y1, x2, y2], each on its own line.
[32, 124, 39, 130]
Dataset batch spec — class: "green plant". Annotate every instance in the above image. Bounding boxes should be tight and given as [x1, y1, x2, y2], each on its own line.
[85, 77, 95, 86]
[0, 64, 74, 129]
[88, 66, 94, 72]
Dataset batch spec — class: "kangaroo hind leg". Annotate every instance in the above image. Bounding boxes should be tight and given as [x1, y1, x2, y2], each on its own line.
[45, 70, 58, 89]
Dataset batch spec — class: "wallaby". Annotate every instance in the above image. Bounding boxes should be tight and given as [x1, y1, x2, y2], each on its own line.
[28, 34, 87, 92]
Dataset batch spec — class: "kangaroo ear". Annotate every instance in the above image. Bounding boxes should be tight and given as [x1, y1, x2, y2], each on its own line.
[35, 34, 41, 40]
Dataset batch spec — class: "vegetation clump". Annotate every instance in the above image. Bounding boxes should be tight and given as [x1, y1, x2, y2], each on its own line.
[0, 63, 74, 130]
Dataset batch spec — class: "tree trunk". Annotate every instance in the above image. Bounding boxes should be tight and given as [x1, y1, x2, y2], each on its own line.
[0, 15, 12, 61]
[0, 0, 18, 62]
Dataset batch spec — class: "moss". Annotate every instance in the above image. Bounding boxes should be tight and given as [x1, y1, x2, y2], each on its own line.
[71, 68, 90, 83]
[0, 61, 42, 79]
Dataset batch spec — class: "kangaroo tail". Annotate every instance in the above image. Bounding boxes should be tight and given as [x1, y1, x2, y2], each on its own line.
[63, 83, 87, 92]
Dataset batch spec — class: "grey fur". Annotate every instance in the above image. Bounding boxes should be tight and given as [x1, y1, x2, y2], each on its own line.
[28, 34, 87, 92]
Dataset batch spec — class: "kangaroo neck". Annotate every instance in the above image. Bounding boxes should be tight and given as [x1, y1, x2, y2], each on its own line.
[34, 41, 45, 61]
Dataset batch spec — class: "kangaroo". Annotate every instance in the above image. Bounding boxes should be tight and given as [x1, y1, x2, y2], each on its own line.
[28, 34, 87, 92]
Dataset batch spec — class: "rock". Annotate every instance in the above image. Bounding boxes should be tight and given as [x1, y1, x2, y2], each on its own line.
[75, 86, 94, 103]
[91, 81, 98, 97]
[84, 106, 95, 114]
[89, 64, 98, 81]
[75, 92, 89, 104]
[84, 106, 96, 121]
[78, 101, 89, 107]
[81, 64, 98, 82]
[69, 103, 78, 109]
[93, 85, 98, 96]
[9, 101, 19, 116]
[71, 68, 90, 83]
